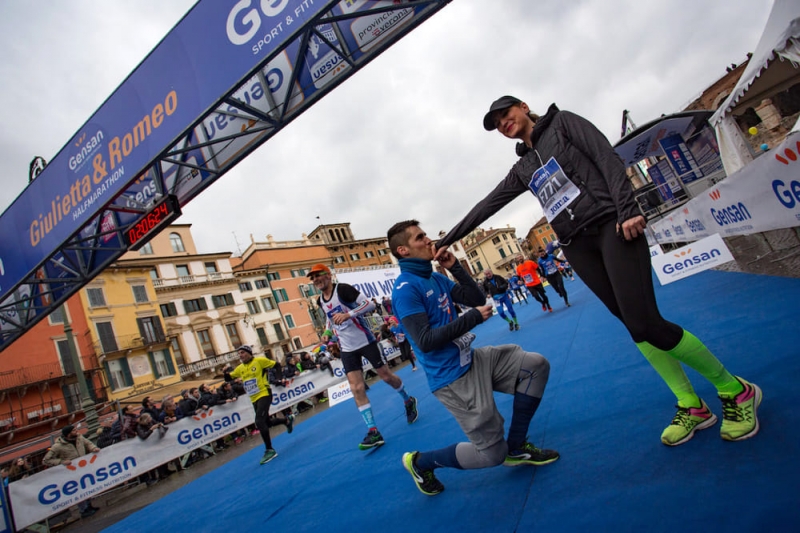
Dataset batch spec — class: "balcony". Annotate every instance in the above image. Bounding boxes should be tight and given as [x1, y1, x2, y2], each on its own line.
[153, 271, 235, 289]
[0, 359, 97, 390]
[93, 332, 167, 356]
[178, 350, 240, 377]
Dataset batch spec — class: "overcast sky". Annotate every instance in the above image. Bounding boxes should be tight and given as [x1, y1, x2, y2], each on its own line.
[0, 0, 774, 256]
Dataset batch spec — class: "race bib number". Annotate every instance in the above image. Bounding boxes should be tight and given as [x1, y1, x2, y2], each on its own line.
[243, 378, 259, 397]
[523, 274, 534, 284]
[396, 333, 406, 343]
[452, 332, 476, 367]
[529, 157, 580, 222]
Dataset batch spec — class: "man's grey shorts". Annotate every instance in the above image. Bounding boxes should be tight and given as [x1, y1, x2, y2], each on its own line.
[433, 344, 532, 450]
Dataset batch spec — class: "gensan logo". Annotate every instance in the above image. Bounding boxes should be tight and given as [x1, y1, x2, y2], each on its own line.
[38, 454, 137, 505]
[709, 189, 721, 201]
[662, 247, 722, 274]
[68, 129, 105, 172]
[773, 141, 800, 165]
[178, 411, 242, 445]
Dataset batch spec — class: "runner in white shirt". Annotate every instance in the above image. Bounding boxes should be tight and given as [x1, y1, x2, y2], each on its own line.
[308, 264, 419, 450]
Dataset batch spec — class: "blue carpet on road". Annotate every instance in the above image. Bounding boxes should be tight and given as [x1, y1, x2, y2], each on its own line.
[103, 270, 800, 533]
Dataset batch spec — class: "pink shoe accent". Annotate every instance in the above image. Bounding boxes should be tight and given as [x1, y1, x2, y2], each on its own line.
[734, 382, 755, 404]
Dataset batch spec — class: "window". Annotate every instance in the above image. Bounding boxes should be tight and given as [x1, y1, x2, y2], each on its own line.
[132, 285, 149, 303]
[176, 265, 190, 277]
[56, 339, 77, 375]
[349, 253, 360, 261]
[49, 306, 65, 325]
[475, 261, 483, 272]
[453, 244, 460, 252]
[225, 323, 242, 347]
[197, 329, 215, 357]
[86, 287, 106, 307]
[499, 248, 507, 259]
[170, 337, 185, 366]
[470, 251, 478, 258]
[334, 256, 345, 263]
[96, 321, 118, 353]
[205, 262, 217, 273]
[267, 272, 280, 281]
[542, 236, 549, 244]
[492, 236, 501, 245]
[148, 349, 175, 378]
[254, 279, 268, 289]
[246, 300, 261, 314]
[105, 358, 133, 390]
[184, 298, 208, 313]
[273, 289, 289, 302]
[291, 269, 301, 278]
[261, 295, 276, 310]
[170, 233, 185, 252]
[378, 249, 387, 256]
[149, 268, 159, 280]
[212, 293, 235, 308]
[137, 316, 165, 344]
[293, 338, 303, 349]
[502, 234, 508, 240]
[508, 245, 514, 255]
[272, 322, 285, 341]
[160, 302, 178, 317]
[364, 251, 375, 258]
[285, 315, 296, 328]
[139, 242, 154, 255]
[256, 327, 268, 346]
[263, 348, 273, 359]
[239, 281, 253, 292]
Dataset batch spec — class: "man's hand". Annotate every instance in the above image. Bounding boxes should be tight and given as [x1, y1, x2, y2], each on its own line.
[434, 246, 456, 269]
[476, 304, 494, 321]
[332, 312, 350, 325]
[617, 215, 647, 241]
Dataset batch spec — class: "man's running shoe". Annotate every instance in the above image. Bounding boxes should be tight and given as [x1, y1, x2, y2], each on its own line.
[286, 414, 294, 434]
[548, 306, 553, 313]
[260, 449, 278, 465]
[542, 304, 547, 312]
[508, 322, 514, 331]
[402, 452, 444, 496]
[514, 323, 520, 331]
[660, 400, 717, 446]
[504, 441, 560, 466]
[719, 377, 762, 441]
[359, 428, 385, 450]
[405, 396, 419, 424]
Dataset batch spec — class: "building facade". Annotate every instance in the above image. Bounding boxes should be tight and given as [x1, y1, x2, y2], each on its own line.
[461, 226, 524, 277]
[78, 266, 181, 402]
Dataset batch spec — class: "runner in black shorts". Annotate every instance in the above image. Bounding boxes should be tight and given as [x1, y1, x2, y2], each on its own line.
[308, 264, 419, 450]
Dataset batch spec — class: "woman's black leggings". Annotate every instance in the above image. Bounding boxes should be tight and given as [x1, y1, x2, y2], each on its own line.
[561, 219, 683, 350]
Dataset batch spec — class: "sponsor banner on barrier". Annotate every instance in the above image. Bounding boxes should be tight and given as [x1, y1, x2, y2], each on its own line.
[327, 381, 355, 407]
[650, 233, 734, 285]
[9, 401, 252, 529]
[649, 131, 800, 244]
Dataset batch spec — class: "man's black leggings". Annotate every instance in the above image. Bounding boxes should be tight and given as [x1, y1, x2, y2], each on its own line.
[545, 274, 568, 303]
[526, 283, 549, 307]
[253, 394, 288, 450]
[561, 219, 683, 350]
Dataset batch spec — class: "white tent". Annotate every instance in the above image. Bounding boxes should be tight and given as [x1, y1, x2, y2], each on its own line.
[711, 0, 800, 174]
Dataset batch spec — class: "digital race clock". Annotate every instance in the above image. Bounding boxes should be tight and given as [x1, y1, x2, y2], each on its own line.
[125, 194, 182, 250]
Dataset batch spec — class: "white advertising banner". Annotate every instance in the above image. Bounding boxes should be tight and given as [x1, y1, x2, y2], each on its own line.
[333, 267, 400, 301]
[649, 131, 800, 244]
[327, 381, 354, 407]
[650, 234, 735, 285]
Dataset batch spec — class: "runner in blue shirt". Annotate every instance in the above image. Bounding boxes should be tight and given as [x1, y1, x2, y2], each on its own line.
[388, 220, 558, 496]
[537, 249, 570, 307]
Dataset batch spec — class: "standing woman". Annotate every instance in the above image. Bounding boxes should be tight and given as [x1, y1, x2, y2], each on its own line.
[435, 96, 761, 447]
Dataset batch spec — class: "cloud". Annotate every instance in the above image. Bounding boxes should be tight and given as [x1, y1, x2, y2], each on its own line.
[0, 0, 773, 255]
